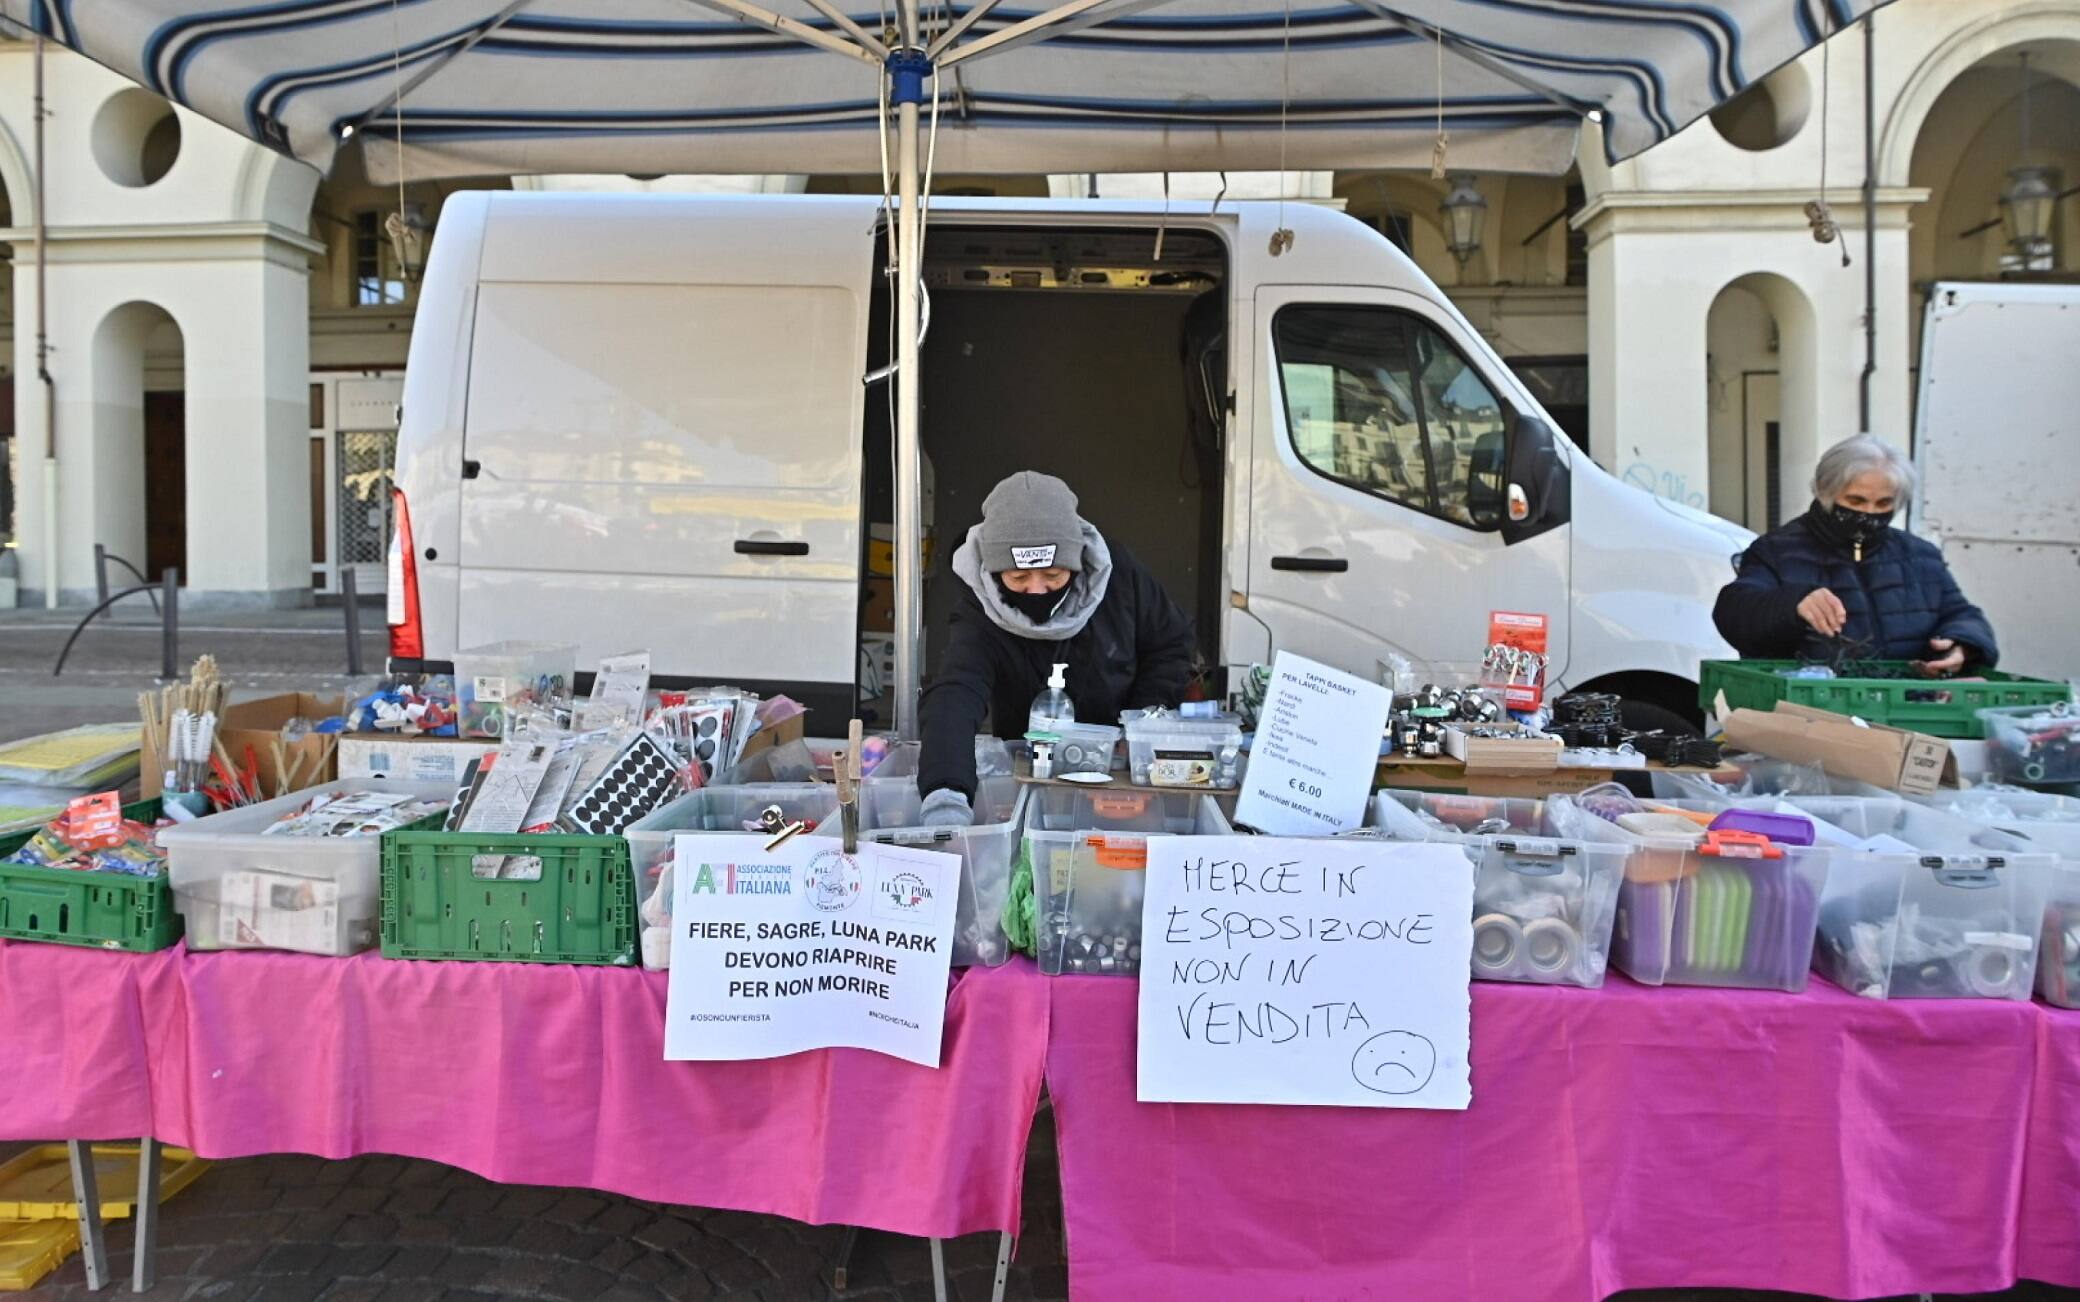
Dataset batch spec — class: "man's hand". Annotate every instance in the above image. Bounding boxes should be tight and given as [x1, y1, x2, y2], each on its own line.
[1912, 637, 1966, 677]
[1796, 588, 1848, 637]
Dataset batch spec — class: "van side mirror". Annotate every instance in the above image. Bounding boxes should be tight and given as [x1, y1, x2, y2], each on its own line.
[1501, 415, 1571, 545]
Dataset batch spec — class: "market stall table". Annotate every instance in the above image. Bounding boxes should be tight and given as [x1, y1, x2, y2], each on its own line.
[0, 941, 1050, 1249]
[1045, 972, 2080, 1302]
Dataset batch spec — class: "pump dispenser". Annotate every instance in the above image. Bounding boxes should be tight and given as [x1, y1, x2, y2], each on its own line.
[1028, 663, 1077, 735]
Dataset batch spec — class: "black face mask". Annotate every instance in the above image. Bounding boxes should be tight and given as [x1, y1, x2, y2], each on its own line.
[997, 576, 1071, 625]
[1810, 501, 1894, 560]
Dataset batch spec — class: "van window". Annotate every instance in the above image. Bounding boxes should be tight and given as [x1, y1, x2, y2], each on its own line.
[1274, 305, 1507, 530]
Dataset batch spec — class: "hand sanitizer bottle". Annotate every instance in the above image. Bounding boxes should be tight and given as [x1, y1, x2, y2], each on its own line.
[1028, 663, 1076, 735]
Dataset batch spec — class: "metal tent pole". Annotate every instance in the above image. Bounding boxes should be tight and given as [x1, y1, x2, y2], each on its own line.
[890, 39, 928, 741]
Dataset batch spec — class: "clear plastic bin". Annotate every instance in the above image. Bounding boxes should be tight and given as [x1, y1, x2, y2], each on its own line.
[1770, 795, 2053, 1001]
[625, 783, 842, 883]
[1978, 703, 2080, 785]
[1028, 788, 1231, 975]
[1925, 789, 2080, 1008]
[1574, 796, 1831, 992]
[452, 641, 577, 739]
[859, 737, 1014, 828]
[1121, 710, 1244, 789]
[812, 775, 1026, 968]
[159, 779, 451, 956]
[1369, 790, 1626, 988]
[1034, 721, 1121, 777]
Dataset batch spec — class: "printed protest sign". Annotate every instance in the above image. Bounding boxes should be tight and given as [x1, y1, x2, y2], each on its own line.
[1136, 836, 1474, 1109]
[1234, 652, 1392, 836]
[664, 834, 959, 1067]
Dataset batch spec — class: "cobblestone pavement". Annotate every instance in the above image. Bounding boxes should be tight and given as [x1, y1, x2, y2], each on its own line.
[12, 1106, 2078, 1302]
[16, 1107, 1069, 1302]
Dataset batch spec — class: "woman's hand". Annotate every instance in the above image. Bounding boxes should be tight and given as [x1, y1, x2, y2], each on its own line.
[1912, 637, 1967, 677]
[1796, 587, 1848, 637]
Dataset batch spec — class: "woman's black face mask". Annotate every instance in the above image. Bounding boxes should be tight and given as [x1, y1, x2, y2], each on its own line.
[1828, 503, 1894, 545]
[997, 576, 1070, 624]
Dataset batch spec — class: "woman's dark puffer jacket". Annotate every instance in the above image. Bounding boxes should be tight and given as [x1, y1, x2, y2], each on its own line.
[1713, 504, 1998, 666]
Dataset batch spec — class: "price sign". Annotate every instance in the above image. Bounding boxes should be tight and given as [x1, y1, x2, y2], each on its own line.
[1235, 652, 1393, 836]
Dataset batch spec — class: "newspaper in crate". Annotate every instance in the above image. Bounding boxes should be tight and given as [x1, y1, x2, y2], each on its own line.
[1136, 836, 1475, 1109]
[664, 833, 959, 1067]
[219, 869, 346, 953]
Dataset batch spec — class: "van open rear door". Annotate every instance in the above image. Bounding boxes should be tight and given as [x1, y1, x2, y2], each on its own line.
[1914, 281, 2080, 676]
[455, 195, 876, 700]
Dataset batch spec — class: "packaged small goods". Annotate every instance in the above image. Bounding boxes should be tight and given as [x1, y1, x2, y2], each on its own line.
[4, 793, 166, 876]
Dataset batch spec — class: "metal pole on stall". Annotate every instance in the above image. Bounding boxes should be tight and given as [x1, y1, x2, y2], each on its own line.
[889, 22, 928, 741]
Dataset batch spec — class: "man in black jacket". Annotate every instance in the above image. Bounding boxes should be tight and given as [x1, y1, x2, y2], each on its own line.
[916, 471, 1195, 824]
[1713, 435, 1997, 673]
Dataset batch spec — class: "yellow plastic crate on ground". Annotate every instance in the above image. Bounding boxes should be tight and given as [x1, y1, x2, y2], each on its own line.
[0, 1144, 208, 1220]
[0, 1219, 80, 1291]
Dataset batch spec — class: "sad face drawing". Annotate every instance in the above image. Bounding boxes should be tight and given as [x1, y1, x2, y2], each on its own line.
[1350, 1031, 1437, 1096]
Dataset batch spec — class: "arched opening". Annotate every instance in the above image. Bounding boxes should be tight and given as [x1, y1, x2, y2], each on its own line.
[1705, 272, 1815, 531]
[92, 301, 186, 583]
[1708, 60, 1812, 153]
[92, 89, 182, 188]
[1909, 43, 2080, 290]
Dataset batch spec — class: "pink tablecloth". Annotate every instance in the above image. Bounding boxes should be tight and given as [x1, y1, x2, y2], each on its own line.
[2021, 1006, 2080, 1286]
[1047, 973, 2080, 1302]
[0, 941, 1050, 1239]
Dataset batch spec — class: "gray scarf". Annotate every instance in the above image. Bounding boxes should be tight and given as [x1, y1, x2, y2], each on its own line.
[952, 521, 1113, 641]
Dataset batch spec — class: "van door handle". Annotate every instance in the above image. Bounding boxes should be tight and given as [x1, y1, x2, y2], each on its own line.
[461, 459, 481, 480]
[1271, 555, 1348, 573]
[735, 539, 810, 557]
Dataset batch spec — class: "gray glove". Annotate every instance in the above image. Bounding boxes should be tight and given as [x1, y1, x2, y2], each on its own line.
[918, 787, 973, 828]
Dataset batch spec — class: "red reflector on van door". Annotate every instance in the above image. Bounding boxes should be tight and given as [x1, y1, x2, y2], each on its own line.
[388, 487, 423, 660]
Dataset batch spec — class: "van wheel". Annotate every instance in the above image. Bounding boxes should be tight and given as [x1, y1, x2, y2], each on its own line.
[1618, 700, 1700, 738]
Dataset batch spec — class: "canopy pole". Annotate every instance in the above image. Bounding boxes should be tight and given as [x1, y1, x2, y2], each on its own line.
[890, 43, 929, 741]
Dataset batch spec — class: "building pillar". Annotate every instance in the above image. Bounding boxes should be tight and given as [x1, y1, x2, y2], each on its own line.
[178, 234, 316, 608]
[1581, 199, 1715, 510]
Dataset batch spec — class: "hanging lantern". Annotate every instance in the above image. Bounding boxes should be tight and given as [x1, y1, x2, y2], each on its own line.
[1440, 174, 1487, 266]
[1999, 165, 2060, 271]
[385, 202, 432, 281]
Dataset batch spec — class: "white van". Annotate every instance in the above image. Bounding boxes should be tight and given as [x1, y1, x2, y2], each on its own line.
[1912, 280, 2080, 679]
[387, 192, 1742, 729]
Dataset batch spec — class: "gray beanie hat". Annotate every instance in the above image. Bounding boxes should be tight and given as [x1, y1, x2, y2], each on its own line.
[977, 471, 1086, 574]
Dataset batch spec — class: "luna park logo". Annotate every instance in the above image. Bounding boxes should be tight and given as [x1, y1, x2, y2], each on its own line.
[803, 849, 864, 912]
[877, 870, 933, 916]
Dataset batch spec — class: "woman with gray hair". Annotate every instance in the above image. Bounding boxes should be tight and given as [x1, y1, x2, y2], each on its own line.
[1713, 434, 1997, 674]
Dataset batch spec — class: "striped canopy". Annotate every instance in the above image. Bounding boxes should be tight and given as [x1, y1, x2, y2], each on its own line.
[9, 0, 1888, 180]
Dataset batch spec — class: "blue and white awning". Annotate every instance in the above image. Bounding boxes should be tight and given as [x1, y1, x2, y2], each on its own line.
[8, 0, 1889, 179]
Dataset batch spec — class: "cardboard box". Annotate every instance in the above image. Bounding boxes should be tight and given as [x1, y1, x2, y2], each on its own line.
[143, 692, 343, 799]
[1720, 701, 1956, 796]
[1443, 724, 1562, 773]
[739, 711, 806, 762]
[338, 735, 497, 785]
[1372, 758, 1608, 799]
[861, 578, 896, 633]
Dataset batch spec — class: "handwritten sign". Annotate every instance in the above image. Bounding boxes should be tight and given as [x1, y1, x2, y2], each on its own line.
[1235, 652, 1392, 835]
[664, 834, 959, 1067]
[1136, 836, 1474, 1109]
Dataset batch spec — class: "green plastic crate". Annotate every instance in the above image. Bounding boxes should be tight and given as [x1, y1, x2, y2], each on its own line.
[381, 827, 636, 965]
[1700, 660, 2073, 739]
[0, 799, 182, 952]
